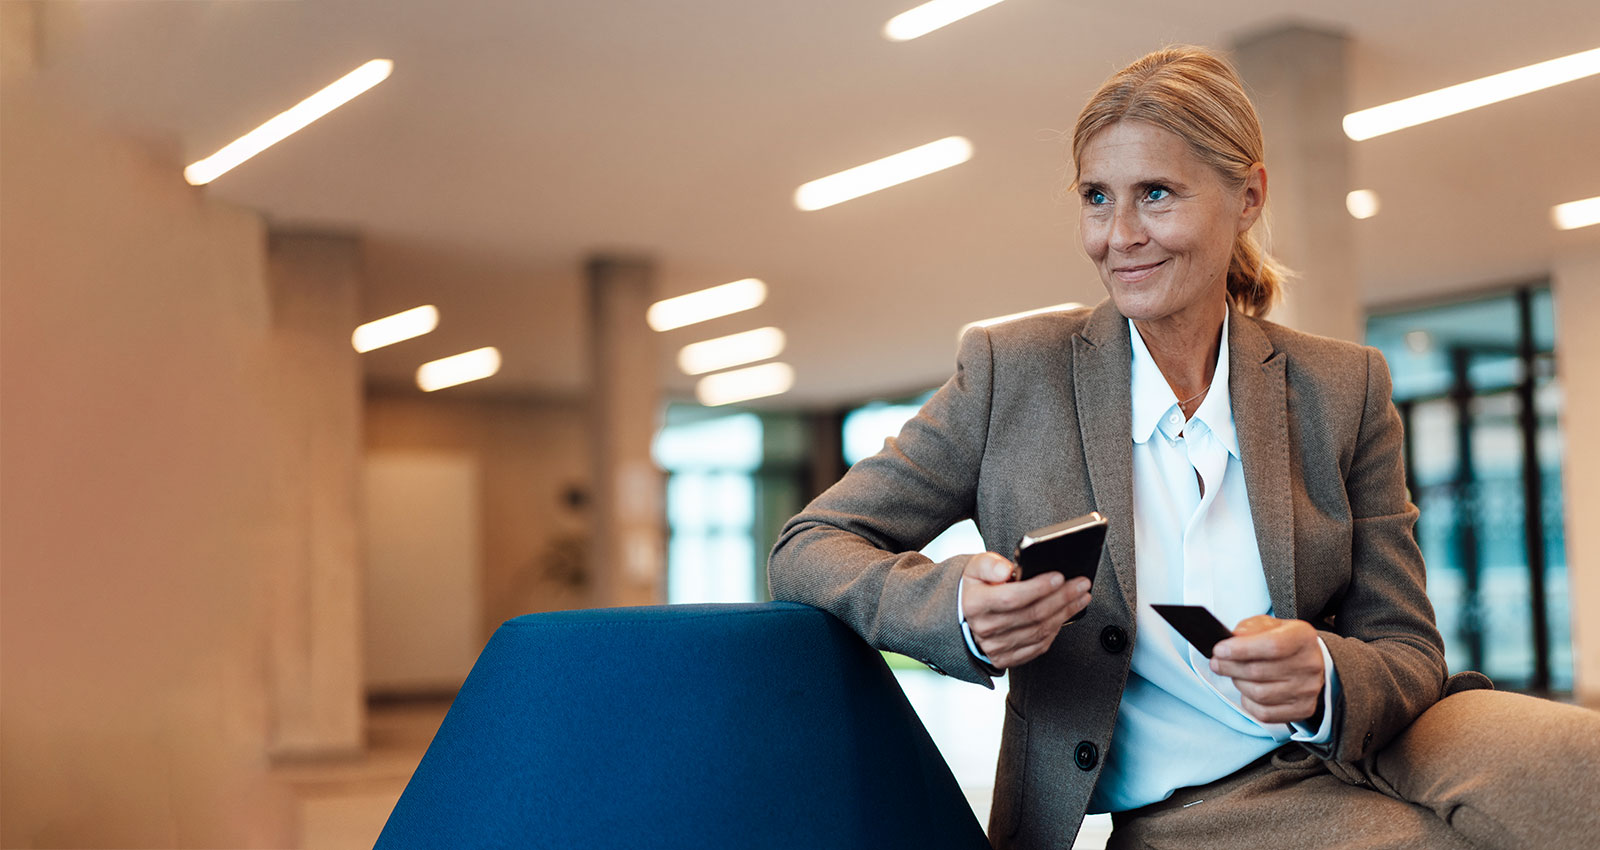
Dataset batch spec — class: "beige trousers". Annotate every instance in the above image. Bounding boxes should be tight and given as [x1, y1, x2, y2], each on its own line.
[1106, 691, 1600, 850]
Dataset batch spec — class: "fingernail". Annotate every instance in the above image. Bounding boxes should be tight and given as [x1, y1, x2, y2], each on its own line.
[1050, 573, 1064, 588]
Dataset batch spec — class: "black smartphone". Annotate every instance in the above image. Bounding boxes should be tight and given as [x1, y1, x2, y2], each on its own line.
[1150, 604, 1235, 658]
[1012, 512, 1107, 585]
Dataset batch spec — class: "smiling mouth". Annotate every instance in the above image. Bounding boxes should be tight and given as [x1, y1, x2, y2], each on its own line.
[1111, 259, 1167, 283]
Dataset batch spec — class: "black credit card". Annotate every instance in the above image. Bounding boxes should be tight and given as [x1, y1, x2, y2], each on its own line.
[1150, 604, 1235, 658]
[1012, 512, 1107, 585]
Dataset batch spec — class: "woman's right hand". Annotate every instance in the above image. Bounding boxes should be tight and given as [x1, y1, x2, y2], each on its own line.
[961, 552, 1092, 669]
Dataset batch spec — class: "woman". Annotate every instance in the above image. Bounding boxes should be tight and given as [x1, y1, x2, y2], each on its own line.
[768, 46, 1600, 850]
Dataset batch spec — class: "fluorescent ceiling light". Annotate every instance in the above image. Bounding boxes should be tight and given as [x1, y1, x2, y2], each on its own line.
[1346, 190, 1381, 220]
[795, 136, 973, 211]
[960, 302, 1084, 337]
[1552, 195, 1600, 230]
[185, 59, 394, 185]
[696, 362, 795, 406]
[416, 347, 501, 392]
[1343, 46, 1600, 141]
[647, 279, 767, 332]
[884, 0, 1008, 42]
[352, 305, 439, 353]
[678, 327, 786, 375]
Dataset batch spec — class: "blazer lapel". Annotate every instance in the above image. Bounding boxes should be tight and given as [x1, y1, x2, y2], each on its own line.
[1073, 301, 1137, 612]
[1230, 311, 1298, 619]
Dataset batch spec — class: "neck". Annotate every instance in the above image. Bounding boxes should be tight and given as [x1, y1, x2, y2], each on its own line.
[1132, 301, 1226, 405]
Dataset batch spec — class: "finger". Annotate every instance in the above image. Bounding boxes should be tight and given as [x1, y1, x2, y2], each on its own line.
[975, 613, 1056, 654]
[1017, 580, 1088, 628]
[962, 552, 1017, 584]
[1230, 614, 1278, 635]
[1214, 621, 1314, 662]
[1062, 587, 1092, 623]
[973, 572, 1067, 616]
[988, 626, 1066, 669]
[982, 612, 1068, 660]
[1211, 653, 1321, 682]
[971, 581, 1087, 640]
[1235, 677, 1320, 707]
[1241, 697, 1314, 725]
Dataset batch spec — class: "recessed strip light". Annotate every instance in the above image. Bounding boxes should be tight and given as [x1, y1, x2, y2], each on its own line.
[795, 136, 973, 211]
[416, 347, 501, 392]
[352, 305, 439, 353]
[678, 327, 787, 375]
[959, 302, 1084, 337]
[1343, 46, 1600, 141]
[1346, 190, 1381, 220]
[184, 59, 394, 185]
[696, 362, 795, 406]
[884, 0, 1008, 42]
[1553, 195, 1600, 231]
[646, 278, 767, 332]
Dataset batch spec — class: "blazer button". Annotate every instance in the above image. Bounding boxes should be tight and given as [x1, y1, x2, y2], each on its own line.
[1100, 625, 1127, 653]
[1075, 741, 1099, 771]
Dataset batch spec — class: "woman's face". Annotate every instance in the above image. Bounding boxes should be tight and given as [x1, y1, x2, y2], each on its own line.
[1076, 121, 1263, 328]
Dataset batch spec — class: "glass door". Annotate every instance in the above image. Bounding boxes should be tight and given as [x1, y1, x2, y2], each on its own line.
[1371, 287, 1570, 692]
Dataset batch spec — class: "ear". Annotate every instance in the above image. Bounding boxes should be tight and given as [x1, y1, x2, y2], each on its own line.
[1238, 163, 1267, 233]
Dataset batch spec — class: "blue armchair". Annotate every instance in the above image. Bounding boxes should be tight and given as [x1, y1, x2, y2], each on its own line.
[375, 601, 993, 848]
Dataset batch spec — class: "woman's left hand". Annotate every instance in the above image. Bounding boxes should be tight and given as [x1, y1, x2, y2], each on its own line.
[1210, 615, 1325, 725]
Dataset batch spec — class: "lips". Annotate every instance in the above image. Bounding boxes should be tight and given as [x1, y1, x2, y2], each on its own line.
[1111, 259, 1167, 283]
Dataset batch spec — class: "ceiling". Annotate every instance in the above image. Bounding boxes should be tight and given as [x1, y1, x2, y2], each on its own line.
[20, 0, 1600, 406]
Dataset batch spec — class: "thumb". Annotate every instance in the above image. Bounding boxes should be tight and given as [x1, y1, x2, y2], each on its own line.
[963, 552, 1015, 584]
[1232, 614, 1278, 635]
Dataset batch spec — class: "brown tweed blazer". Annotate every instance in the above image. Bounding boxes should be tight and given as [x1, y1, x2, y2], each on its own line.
[767, 298, 1449, 849]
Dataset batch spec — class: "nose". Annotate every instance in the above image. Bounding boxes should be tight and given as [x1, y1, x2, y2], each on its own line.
[1109, 203, 1146, 252]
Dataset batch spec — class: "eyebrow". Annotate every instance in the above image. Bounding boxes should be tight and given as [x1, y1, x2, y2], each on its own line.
[1076, 177, 1189, 193]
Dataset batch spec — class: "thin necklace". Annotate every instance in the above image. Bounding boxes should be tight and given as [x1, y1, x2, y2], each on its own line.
[1176, 382, 1211, 411]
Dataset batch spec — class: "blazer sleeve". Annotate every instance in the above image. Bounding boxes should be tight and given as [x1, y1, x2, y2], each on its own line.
[768, 327, 999, 687]
[1315, 346, 1449, 763]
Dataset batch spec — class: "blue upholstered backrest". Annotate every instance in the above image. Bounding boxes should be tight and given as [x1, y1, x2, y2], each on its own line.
[375, 601, 992, 849]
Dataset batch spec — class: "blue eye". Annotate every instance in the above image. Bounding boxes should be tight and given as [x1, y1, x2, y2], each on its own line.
[1085, 189, 1108, 205]
[1146, 187, 1170, 201]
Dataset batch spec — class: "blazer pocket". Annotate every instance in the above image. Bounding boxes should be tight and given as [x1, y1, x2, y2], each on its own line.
[989, 696, 1030, 843]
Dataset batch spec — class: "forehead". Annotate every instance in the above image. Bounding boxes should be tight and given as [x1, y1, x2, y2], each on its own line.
[1076, 121, 1208, 183]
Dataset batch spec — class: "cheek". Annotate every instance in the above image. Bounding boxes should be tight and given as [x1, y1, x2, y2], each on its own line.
[1150, 216, 1221, 264]
[1079, 217, 1107, 258]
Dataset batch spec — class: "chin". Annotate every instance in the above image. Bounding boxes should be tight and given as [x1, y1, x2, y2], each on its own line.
[1102, 287, 1165, 322]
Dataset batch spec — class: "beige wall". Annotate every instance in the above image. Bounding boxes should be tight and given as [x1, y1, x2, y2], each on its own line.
[1, 13, 367, 844]
[1552, 247, 1600, 704]
[364, 393, 592, 643]
[0, 83, 300, 846]
[363, 452, 483, 692]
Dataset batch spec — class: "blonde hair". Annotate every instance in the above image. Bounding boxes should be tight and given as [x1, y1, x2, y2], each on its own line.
[1071, 45, 1288, 317]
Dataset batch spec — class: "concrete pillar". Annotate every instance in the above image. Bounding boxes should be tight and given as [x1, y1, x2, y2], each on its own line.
[265, 232, 364, 757]
[1232, 25, 1361, 343]
[586, 255, 666, 607]
[1552, 247, 1600, 705]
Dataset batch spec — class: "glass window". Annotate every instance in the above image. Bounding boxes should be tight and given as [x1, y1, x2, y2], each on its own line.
[842, 395, 986, 574]
[654, 412, 763, 605]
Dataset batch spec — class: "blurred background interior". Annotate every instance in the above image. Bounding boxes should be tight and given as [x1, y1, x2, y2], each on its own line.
[2, 1, 1598, 847]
